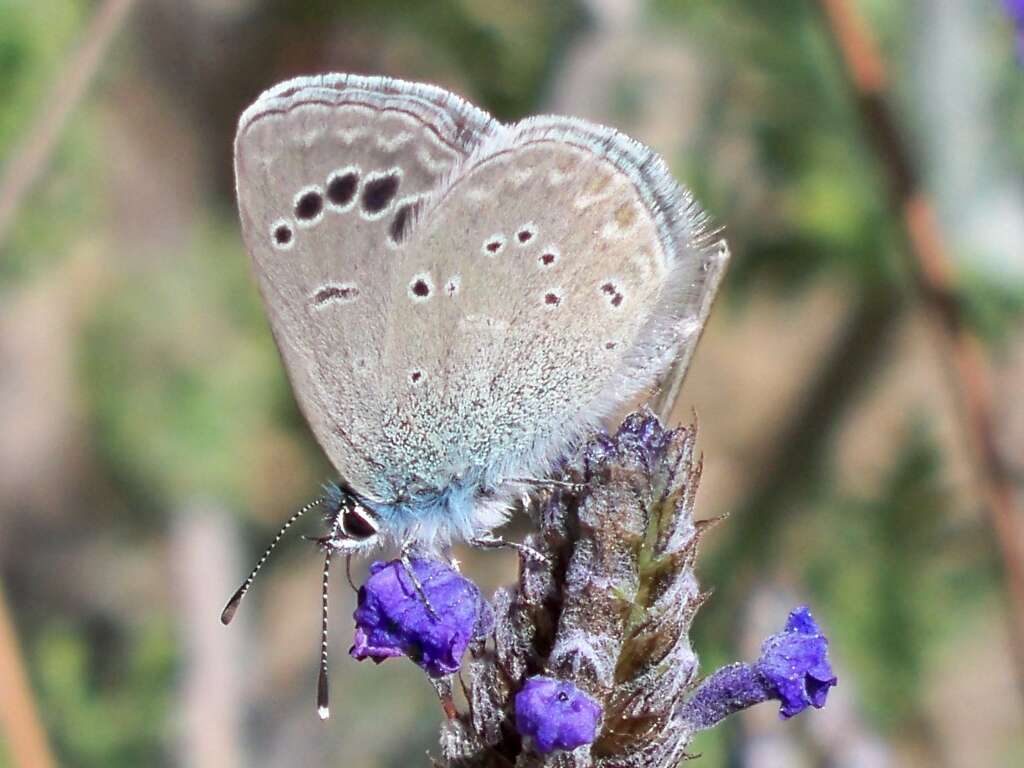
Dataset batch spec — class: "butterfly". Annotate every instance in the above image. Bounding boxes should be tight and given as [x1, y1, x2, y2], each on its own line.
[222, 74, 727, 716]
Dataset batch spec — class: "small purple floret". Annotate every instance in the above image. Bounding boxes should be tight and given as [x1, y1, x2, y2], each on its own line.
[757, 605, 837, 718]
[350, 558, 493, 678]
[515, 676, 602, 754]
[681, 605, 836, 730]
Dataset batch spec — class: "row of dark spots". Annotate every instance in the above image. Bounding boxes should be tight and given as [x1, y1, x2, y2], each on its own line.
[294, 170, 385, 222]
[483, 238, 556, 268]
[274, 172, 356, 246]
[484, 225, 535, 255]
[547, 283, 624, 310]
[276, 169, 401, 246]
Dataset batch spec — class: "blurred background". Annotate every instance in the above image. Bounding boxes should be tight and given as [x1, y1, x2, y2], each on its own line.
[1, 0, 1023, 766]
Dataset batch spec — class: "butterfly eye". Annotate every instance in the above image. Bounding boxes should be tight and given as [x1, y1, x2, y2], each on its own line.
[342, 505, 379, 541]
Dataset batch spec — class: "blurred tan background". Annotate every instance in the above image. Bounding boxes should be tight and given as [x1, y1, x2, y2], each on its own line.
[1, 1, 1023, 766]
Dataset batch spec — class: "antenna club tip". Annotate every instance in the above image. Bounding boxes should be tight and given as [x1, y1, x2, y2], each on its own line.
[221, 585, 247, 625]
[318, 705, 330, 720]
[220, 599, 241, 625]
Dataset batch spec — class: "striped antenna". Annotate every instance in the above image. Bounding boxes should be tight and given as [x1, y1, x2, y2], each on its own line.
[220, 496, 324, 625]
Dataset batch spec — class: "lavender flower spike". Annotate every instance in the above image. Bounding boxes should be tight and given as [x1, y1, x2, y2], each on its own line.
[682, 605, 837, 730]
[515, 676, 603, 754]
[439, 412, 709, 767]
[351, 558, 493, 677]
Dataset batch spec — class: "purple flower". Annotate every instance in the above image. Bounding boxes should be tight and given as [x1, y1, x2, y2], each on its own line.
[515, 676, 602, 754]
[757, 605, 837, 718]
[681, 605, 836, 730]
[350, 558, 493, 678]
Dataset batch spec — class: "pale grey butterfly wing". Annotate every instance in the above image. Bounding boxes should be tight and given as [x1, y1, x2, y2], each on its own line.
[375, 115, 726, 521]
[234, 75, 497, 502]
[235, 74, 727, 541]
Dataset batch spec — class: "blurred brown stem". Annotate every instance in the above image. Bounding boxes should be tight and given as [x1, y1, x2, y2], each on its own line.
[815, 0, 1024, 688]
[0, 580, 57, 768]
[0, 0, 137, 252]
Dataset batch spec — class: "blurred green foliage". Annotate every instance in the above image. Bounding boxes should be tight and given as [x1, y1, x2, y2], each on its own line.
[802, 425, 978, 728]
[961, 265, 1024, 346]
[657, 0, 906, 295]
[0, 0, 100, 286]
[80, 221, 292, 509]
[659, 0, 1024, 343]
[34, 619, 175, 768]
[281, 0, 583, 121]
[0, 1, 82, 148]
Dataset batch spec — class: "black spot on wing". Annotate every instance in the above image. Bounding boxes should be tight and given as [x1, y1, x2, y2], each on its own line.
[327, 171, 359, 208]
[274, 224, 293, 245]
[389, 198, 422, 244]
[362, 173, 400, 215]
[313, 284, 359, 306]
[295, 190, 323, 220]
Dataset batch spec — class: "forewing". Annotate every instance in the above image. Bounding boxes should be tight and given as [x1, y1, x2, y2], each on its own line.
[234, 75, 497, 499]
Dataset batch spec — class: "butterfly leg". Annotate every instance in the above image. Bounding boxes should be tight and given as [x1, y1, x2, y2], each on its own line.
[429, 676, 458, 720]
[344, 554, 358, 593]
[399, 540, 440, 621]
[470, 535, 550, 565]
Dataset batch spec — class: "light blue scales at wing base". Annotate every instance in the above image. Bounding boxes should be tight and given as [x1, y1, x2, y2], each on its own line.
[234, 74, 728, 548]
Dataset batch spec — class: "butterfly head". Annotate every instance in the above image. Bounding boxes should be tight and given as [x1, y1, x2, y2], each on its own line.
[322, 481, 381, 553]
